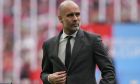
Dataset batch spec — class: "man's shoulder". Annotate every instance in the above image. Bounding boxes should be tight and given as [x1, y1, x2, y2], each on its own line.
[82, 30, 101, 39]
[81, 30, 102, 45]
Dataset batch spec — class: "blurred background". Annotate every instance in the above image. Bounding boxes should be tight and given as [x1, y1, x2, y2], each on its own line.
[0, 0, 140, 84]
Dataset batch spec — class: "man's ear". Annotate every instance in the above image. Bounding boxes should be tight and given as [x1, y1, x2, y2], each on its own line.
[58, 16, 63, 23]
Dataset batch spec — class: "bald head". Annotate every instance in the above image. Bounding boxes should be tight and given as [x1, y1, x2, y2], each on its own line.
[58, 0, 80, 16]
[57, 0, 81, 35]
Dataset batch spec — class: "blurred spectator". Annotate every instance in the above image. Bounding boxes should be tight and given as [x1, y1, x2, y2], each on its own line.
[38, 0, 49, 15]
[3, 0, 14, 16]
[3, 16, 14, 52]
[21, 0, 30, 18]
[89, 0, 99, 23]
[3, 53, 13, 82]
[121, 0, 131, 22]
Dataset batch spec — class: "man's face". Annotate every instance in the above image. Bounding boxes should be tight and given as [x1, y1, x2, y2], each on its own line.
[59, 5, 81, 34]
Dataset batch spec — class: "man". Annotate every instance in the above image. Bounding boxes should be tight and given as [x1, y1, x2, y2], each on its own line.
[40, 0, 116, 84]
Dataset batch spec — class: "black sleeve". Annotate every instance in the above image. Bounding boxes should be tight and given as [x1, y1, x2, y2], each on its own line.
[40, 42, 53, 84]
[93, 35, 116, 84]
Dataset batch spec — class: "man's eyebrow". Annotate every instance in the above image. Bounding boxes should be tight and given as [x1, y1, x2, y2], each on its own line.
[66, 12, 80, 16]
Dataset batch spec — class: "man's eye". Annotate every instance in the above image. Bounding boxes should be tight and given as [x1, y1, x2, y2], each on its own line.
[67, 14, 74, 17]
[76, 13, 80, 16]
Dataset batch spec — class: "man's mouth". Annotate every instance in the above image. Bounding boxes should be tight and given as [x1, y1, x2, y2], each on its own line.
[72, 24, 79, 27]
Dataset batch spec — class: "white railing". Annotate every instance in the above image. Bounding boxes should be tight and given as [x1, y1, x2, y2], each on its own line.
[30, 0, 38, 71]
[114, 0, 121, 22]
[13, 0, 22, 83]
[0, 0, 4, 82]
[98, 0, 106, 22]
[81, 0, 89, 24]
[48, 0, 57, 39]
[130, 0, 138, 22]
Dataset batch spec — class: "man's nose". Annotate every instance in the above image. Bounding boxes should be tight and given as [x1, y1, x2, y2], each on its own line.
[73, 15, 78, 21]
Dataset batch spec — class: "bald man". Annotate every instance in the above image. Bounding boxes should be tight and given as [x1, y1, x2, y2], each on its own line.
[40, 0, 116, 84]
